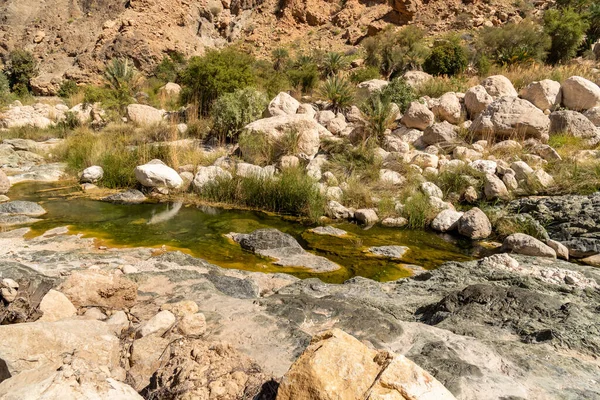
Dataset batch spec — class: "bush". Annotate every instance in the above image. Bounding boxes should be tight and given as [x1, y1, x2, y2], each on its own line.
[200, 168, 325, 221]
[211, 88, 268, 143]
[477, 21, 551, 65]
[544, 8, 589, 64]
[402, 192, 435, 229]
[349, 66, 381, 83]
[423, 36, 468, 76]
[272, 48, 290, 71]
[180, 48, 256, 115]
[0, 71, 12, 105]
[253, 59, 291, 97]
[360, 94, 396, 144]
[319, 75, 354, 113]
[287, 61, 320, 94]
[378, 78, 417, 113]
[153, 51, 187, 83]
[415, 75, 472, 98]
[58, 80, 79, 98]
[321, 52, 349, 77]
[5, 49, 38, 95]
[363, 26, 429, 78]
[103, 58, 142, 112]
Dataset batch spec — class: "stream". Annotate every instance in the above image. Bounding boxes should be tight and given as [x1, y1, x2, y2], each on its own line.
[6, 182, 479, 283]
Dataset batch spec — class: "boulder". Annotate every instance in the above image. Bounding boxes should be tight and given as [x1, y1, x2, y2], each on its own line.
[458, 207, 492, 239]
[357, 79, 389, 98]
[519, 79, 561, 111]
[381, 217, 408, 227]
[0, 170, 10, 195]
[355, 209, 379, 225]
[137, 310, 176, 338]
[502, 233, 557, 258]
[422, 121, 458, 146]
[38, 290, 77, 322]
[231, 229, 341, 272]
[134, 162, 183, 189]
[158, 82, 181, 96]
[309, 226, 348, 237]
[102, 189, 146, 204]
[59, 271, 137, 310]
[379, 169, 405, 185]
[192, 166, 232, 192]
[549, 110, 600, 145]
[561, 76, 600, 111]
[402, 102, 434, 130]
[510, 161, 534, 180]
[277, 329, 456, 400]
[432, 92, 463, 124]
[126, 104, 165, 125]
[584, 107, 600, 127]
[235, 163, 273, 179]
[268, 92, 300, 116]
[484, 173, 510, 200]
[178, 313, 207, 336]
[244, 114, 326, 159]
[80, 166, 104, 184]
[368, 245, 409, 260]
[316, 110, 336, 126]
[547, 239, 569, 260]
[431, 209, 464, 232]
[411, 153, 439, 169]
[481, 75, 518, 98]
[420, 181, 443, 198]
[297, 103, 316, 119]
[327, 114, 347, 135]
[403, 71, 433, 88]
[464, 85, 493, 117]
[326, 201, 352, 220]
[469, 159, 497, 175]
[470, 97, 550, 142]
[0, 320, 120, 377]
[0, 201, 46, 217]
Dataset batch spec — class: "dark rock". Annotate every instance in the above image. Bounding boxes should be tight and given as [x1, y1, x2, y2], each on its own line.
[0, 201, 46, 217]
[367, 245, 409, 260]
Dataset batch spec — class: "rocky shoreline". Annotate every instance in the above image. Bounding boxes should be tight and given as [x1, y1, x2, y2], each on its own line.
[0, 226, 599, 399]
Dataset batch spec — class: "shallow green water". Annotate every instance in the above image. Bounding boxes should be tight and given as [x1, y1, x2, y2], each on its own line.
[7, 182, 476, 283]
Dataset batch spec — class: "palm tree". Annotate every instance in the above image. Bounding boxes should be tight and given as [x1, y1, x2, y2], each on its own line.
[320, 75, 354, 113]
[321, 52, 349, 77]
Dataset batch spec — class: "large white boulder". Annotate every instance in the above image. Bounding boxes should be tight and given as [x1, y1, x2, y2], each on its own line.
[432, 92, 463, 124]
[464, 85, 494, 118]
[268, 92, 300, 116]
[502, 233, 557, 258]
[481, 75, 518, 98]
[243, 114, 327, 159]
[126, 104, 165, 125]
[192, 166, 232, 191]
[80, 166, 104, 183]
[402, 102, 434, 130]
[470, 97, 550, 142]
[134, 162, 183, 189]
[357, 79, 389, 98]
[519, 80, 561, 111]
[561, 76, 600, 111]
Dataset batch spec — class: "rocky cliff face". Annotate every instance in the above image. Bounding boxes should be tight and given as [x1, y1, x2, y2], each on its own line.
[0, 0, 541, 93]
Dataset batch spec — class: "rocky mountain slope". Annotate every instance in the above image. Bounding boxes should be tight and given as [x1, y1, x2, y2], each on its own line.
[0, 0, 547, 93]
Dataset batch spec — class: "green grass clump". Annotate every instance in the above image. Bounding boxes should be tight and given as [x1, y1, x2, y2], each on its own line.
[434, 164, 486, 199]
[201, 168, 325, 221]
[402, 192, 435, 229]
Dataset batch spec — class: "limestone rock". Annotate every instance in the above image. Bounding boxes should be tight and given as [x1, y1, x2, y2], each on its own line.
[502, 233, 557, 258]
[193, 166, 232, 192]
[458, 207, 492, 239]
[106, 311, 130, 335]
[102, 189, 146, 204]
[520, 79, 561, 111]
[432, 92, 463, 124]
[481, 75, 518, 98]
[80, 166, 104, 184]
[547, 239, 569, 260]
[137, 310, 176, 338]
[561, 76, 600, 111]
[484, 173, 510, 200]
[411, 153, 439, 169]
[464, 85, 493, 118]
[549, 110, 600, 145]
[59, 271, 137, 310]
[130, 335, 170, 391]
[135, 162, 183, 189]
[357, 79, 389, 98]
[402, 101, 434, 130]
[431, 209, 464, 232]
[0, 170, 10, 195]
[403, 71, 433, 88]
[420, 181, 443, 198]
[470, 97, 550, 142]
[126, 104, 165, 125]
[0, 201, 46, 217]
[178, 313, 207, 336]
[158, 82, 181, 96]
[326, 200, 352, 219]
[160, 300, 199, 317]
[584, 107, 600, 127]
[268, 92, 300, 116]
[38, 290, 77, 322]
[355, 208, 379, 225]
[422, 121, 458, 146]
[368, 245, 409, 260]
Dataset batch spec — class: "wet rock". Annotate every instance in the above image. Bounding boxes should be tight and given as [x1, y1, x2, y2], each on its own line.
[59, 271, 137, 310]
[309, 226, 347, 237]
[0, 201, 46, 217]
[458, 207, 492, 239]
[80, 165, 103, 184]
[102, 189, 147, 204]
[502, 233, 556, 258]
[231, 229, 340, 272]
[38, 289, 77, 322]
[368, 245, 409, 260]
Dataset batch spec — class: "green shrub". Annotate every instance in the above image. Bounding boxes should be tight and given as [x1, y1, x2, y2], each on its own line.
[423, 36, 468, 76]
[287, 62, 320, 94]
[58, 80, 79, 98]
[360, 94, 396, 144]
[349, 66, 381, 83]
[363, 26, 429, 78]
[434, 164, 486, 199]
[378, 78, 417, 113]
[252, 59, 291, 98]
[415, 75, 470, 98]
[325, 142, 381, 182]
[201, 168, 325, 221]
[153, 51, 187, 83]
[0, 71, 12, 105]
[272, 48, 290, 71]
[5, 49, 38, 95]
[402, 192, 435, 229]
[238, 130, 275, 166]
[211, 88, 268, 143]
[319, 75, 354, 113]
[544, 8, 589, 64]
[321, 52, 349, 77]
[180, 48, 256, 115]
[477, 21, 551, 65]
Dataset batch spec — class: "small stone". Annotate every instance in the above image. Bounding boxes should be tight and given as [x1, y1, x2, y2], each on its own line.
[160, 300, 199, 318]
[178, 313, 207, 336]
[39, 290, 77, 322]
[121, 265, 139, 274]
[367, 245, 409, 260]
[381, 217, 408, 227]
[106, 310, 130, 334]
[137, 310, 176, 338]
[0, 287, 17, 303]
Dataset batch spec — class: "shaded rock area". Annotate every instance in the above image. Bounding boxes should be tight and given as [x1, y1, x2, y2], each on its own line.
[0, 229, 598, 399]
[229, 228, 341, 272]
[508, 193, 600, 257]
